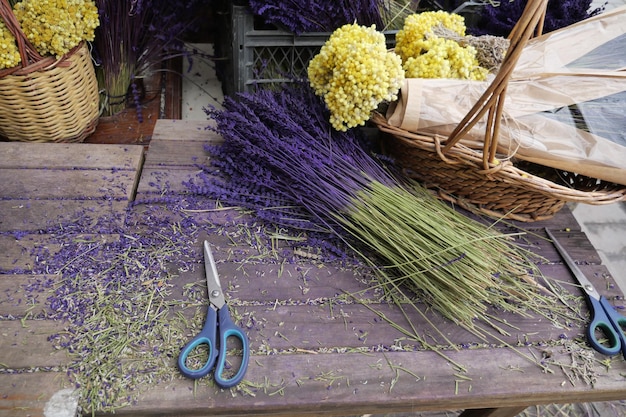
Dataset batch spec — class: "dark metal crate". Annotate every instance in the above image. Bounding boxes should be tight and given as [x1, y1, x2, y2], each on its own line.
[216, 3, 396, 95]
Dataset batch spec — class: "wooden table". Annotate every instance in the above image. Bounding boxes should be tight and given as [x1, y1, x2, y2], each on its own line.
[1, 120, 625, 417]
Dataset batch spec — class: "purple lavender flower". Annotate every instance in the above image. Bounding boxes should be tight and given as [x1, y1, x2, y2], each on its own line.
[247, 0, 386, 33]
[185, 83, 397, 248]
[93, 0, 206, 116]
[469, 0, 604, 37]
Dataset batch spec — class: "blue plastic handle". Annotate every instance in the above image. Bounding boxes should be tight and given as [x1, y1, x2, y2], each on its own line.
[177, 306, 218, 379]
[586, 295, 626, 359]
[213, 306, 250, 388]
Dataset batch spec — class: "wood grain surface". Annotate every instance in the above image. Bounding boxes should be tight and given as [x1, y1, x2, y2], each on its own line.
[1, 120, 625, 417]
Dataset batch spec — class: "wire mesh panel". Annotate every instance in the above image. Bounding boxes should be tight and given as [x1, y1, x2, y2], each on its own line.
[219, 4, 396, 95]
[250, 44, 319, 90]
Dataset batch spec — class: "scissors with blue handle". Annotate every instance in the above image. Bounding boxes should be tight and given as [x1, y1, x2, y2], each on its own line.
[177, 240, 250, 387]
[546, 229, 626, 359]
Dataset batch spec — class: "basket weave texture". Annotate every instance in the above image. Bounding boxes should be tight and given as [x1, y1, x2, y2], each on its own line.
[373, 0, 626, 221]
[0, 1, 99, 143]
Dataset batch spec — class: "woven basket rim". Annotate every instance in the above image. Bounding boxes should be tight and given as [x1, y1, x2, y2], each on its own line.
[0, 41, 99, 143]
[373, 112, 626, 205]
[371, 0, 626, 210]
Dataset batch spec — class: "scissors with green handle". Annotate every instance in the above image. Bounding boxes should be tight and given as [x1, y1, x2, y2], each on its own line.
[177, 240, 250, 387]
[546, 228, 626, 359]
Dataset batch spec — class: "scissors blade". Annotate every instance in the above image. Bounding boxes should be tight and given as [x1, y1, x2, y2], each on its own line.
[204, 240, 226, 309]
[546, 229, 601, 301]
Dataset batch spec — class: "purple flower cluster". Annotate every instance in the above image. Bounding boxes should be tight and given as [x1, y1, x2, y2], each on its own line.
[185, 83, 397, 255]
[247, 0, 386, 33]
[467, 0, 604, 37]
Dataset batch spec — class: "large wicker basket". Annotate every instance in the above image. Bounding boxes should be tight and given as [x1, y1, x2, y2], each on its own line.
[0, 0, 99, 143]
[373, 0, 626, 221]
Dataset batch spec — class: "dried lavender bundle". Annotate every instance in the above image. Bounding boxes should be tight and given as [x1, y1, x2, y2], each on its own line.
[189, 84, 571, 329]
[190, 86, 396, 229]
[470, 0, 603, 37]
[93, 0, 204, 116]
[247, 0, 385, 33]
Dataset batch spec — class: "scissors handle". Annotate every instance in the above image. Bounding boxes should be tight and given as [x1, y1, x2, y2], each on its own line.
[586, 295, 626, 359]
[214, 306, 250, 388]
[178, 306, 218, 379]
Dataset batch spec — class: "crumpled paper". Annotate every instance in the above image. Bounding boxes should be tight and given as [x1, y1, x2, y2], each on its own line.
[386, 5, 626, 186]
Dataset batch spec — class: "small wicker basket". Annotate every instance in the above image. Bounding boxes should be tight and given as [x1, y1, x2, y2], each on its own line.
[0, 0, 99, 143]
[373, 0, 626, 221]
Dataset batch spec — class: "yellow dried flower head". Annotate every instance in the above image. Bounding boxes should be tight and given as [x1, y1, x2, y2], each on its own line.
[396, 11, 487, 81]
[13, 0, 100, 59]
[0, 20, 21, 70]
[308, 24, 405, 132]
[395, 11, 465, 60]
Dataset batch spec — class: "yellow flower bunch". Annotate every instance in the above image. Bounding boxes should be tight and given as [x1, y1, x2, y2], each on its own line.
[395, 11, 488, 81]
[0, 20, 21, 70]
[13, 0, 99, 59]
[308, 24, 404, 131]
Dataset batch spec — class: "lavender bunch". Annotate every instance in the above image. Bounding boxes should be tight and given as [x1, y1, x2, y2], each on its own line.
[187, 84, 569, 330]
[470, 0, 604, 37]
[187, 84, 396, 257]
[247, 0, 386, 33]
[93, 0, 205, 116]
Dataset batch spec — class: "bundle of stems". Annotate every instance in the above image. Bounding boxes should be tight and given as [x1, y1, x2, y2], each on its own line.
[381, 0, 418, 30]
[93, 0, 203, 116]
[190, 83, 568, 330]
[247, 0, 417, 33]
[248, 0, 383, 34]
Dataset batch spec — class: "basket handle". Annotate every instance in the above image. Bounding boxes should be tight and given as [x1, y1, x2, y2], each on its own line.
[441, 0, 548, 169]
[0, 0, 44, 72]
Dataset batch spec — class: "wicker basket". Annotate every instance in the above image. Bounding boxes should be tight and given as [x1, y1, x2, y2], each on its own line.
[372, 0, 626, 221]
[0, 0, 99, 143]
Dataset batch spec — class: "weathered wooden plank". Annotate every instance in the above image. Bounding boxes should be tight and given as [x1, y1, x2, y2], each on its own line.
[0, 350, 624, 416]
[119, 347, 626, 416]
[0, 234, 119, 272]
[132, 229, 608, 351]
[0, 373, 74, 417]
[0, 295, 577, 375]
[169, 258, 372, 302]
[172, 262, 601, 347]
[136, 119, 221, 197]
[0, 168, 139, 200]
[0, 199, 128, 233]
[231, 303, 578, 354]
[0, 235, 59, 272]
[134, 167, 200, 197]
[0, 313, 620, 417]
[142, 139, 212, 169]
[0, 269, 578, 361]
[0, 142, 144, 170]
[539, 263, 622, 301]
[0, 228, 603, 398]
[540, 229, 603, 265]
[151, 119, 217, 142]
[169, 262, 588, 356]
[456, 207, 580, 239]
[458, 407, 529, 417]
[0, 320, 68, 369]
[3, 119, 625, 417]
